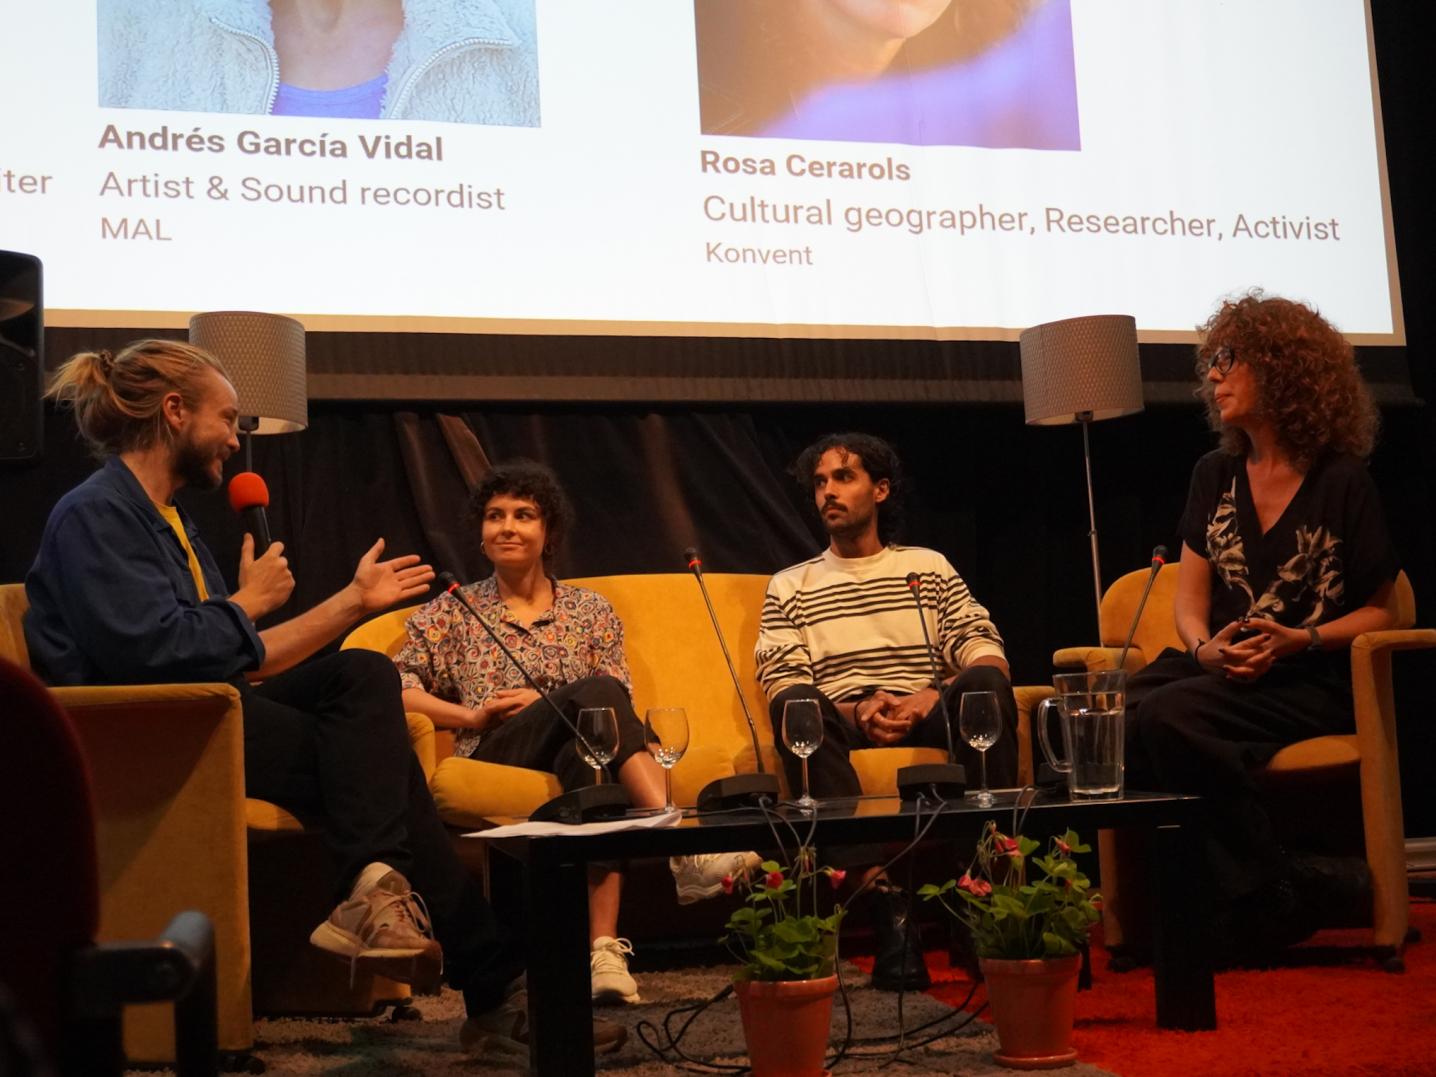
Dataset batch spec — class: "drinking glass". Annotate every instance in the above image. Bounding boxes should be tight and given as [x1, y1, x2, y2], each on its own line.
[644, 706, 690, 813]
[782, 699, 823, 813]
[959, 691, 1002, 807]
[576, 706, 619, 785]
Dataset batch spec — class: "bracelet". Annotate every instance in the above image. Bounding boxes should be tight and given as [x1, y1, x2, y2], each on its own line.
[1191, 639, 1207, 663]
[1307, 625, 1322, 651]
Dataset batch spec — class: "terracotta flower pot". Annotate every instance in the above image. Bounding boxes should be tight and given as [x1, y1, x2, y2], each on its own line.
[734, 974, 837, 1077]
[979, 954, 1082, 1069]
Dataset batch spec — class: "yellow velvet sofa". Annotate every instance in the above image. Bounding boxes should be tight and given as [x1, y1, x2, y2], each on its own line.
[342, 573, 1041, 825]
[1055, 564, 1434, 967]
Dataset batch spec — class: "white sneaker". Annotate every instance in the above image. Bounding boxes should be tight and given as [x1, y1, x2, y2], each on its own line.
[590, 936, 639, 1005]
[670, 852, 763, 905]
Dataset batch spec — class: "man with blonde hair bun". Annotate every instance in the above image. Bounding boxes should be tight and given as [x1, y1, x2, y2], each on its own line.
[25, 339, 619, 1058]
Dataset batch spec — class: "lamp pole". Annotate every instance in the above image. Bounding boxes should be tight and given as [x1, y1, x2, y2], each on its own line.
[1078, 411, 1103, 636]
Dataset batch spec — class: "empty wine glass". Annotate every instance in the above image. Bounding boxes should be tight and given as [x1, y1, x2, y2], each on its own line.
[644, 706, 690, 813]
[782, 699, 823, 813]
[576, 706, 619, 785]
[959, 691, 1002, 807]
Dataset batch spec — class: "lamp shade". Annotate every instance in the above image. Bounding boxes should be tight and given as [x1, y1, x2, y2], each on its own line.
[1019, 314, 1143, 426]
[188, 311, 307, 433]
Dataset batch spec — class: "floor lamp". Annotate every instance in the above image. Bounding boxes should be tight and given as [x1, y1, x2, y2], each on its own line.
[188, 311, 308, 470]
[1019, 314, 1144, 634]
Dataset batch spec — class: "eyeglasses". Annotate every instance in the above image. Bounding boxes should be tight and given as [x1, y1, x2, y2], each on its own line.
[1201, 346, 1238, 376]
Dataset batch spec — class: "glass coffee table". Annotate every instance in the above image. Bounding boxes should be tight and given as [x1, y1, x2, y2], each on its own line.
[473, 789, 1215, 1075]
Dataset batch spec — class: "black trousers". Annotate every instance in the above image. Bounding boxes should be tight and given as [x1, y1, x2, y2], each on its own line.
[767, 667, 1020, 799]
[1124, 648, 1354, 899]
[468, 675, 649, 790]
[241, 649, 522, 1014]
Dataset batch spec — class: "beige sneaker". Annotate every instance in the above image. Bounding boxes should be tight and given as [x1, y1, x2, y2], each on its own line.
[590, 936, 639, 1005]
[460, 986, 627, 1057]
[309, 868, 443, 990]
[670, 852, 763, 905]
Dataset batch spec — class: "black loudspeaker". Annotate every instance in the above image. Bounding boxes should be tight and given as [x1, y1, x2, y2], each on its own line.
[0, 251, 43, 461]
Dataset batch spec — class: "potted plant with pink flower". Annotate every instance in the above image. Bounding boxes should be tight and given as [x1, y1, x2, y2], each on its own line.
[920, 823, 1099, 1069]
[721, 848, 846, 1076]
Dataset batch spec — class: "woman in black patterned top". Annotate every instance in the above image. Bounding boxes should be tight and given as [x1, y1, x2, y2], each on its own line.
[1125, 292, 1399, 958]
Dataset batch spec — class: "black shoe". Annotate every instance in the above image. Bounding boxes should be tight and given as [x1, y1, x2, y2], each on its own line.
[868, 884, 931, 992]
[1287, 852, 1372, 927]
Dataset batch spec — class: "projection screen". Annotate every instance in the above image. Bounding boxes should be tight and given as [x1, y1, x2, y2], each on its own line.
[0, 0, 1404, 344]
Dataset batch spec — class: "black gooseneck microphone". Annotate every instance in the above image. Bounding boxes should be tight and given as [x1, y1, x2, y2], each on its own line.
[437, 572, 630, 824]
[684, 549, 782, 812]
[1116, 546, 1169, 672]
[894, 571, 967, 802]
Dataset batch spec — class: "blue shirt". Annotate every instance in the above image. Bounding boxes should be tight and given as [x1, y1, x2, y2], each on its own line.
[24, 457, 265, 686]
[272, 75, 388, 119]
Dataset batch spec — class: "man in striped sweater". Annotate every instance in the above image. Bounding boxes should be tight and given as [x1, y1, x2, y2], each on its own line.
[756, 432, 1019, 988]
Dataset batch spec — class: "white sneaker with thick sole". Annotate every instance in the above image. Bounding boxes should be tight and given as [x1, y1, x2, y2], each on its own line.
[670, 851, 763, 905]
[590, 936, 640, 1005]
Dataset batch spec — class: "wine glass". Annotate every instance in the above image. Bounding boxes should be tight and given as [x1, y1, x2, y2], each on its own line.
[782, 699, 823, 813]
[959, 691, 1002, 807]
[644, 706, 690, 813]
[576, 706, 619, 785]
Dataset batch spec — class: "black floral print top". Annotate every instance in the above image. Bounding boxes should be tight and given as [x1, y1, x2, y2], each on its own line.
[1178, 450, 1399, 671]
[393, 578, 631, 758]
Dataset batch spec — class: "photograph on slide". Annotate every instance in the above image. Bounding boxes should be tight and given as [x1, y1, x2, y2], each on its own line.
[694, 0, 1080, 149]
[96, 0, 541, 125]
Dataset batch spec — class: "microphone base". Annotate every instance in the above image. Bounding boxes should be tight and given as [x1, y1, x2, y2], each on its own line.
[896, 763, 966, 803]
[696, 772, 781, 813]
[528, 784, 631, 825]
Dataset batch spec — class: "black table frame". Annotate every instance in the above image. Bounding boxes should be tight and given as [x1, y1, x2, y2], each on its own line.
[476, 790, 1215, 1075]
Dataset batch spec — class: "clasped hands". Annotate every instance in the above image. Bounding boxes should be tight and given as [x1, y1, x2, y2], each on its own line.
[1198, 616, 1310, 681]
[855, 686, 939, 746]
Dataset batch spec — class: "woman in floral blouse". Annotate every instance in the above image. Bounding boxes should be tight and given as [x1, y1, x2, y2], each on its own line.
[1123, 292, 1400, 961]
[393, 460, 667, 1006]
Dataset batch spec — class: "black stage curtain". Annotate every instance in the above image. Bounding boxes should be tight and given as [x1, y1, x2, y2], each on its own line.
[6, 397, 1434, 838]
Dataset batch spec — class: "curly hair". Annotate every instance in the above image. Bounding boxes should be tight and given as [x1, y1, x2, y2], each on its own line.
[1195, 291, 1379, 465]
[463, 459, 574, 564]
[792, 432, 906, 545]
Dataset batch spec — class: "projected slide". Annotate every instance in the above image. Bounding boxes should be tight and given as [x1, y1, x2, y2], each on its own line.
[0, 1, 1403, 342]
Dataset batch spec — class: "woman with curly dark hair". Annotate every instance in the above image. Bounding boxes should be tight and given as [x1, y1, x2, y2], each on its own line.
[393, 460, 757, 1008]
[1123, 292, 1400, 961]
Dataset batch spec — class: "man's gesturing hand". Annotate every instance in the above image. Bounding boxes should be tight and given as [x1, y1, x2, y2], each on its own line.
[349, 538, 436, 613]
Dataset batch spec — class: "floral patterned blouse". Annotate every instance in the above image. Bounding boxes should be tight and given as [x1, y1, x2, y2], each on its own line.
[393, 578, 631, 758]
[1177, 449, 1399, 674]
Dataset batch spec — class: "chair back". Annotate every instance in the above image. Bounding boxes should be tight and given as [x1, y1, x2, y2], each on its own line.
[0, 657, 101, 1059]
[0, 583, 31, 667]
[1098, 563, 1182, 658]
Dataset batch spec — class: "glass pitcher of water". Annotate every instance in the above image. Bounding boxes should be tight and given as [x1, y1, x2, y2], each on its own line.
[1036, 669, 1126, 800]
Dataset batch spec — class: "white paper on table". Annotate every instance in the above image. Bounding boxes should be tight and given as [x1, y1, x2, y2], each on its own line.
[465, 808, 683, 840]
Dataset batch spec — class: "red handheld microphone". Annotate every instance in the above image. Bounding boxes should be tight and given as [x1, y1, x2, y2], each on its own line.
[227, 472, 272, 554]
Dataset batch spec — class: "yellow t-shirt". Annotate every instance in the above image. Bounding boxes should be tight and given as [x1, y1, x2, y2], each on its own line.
[153, 501, 210, 601]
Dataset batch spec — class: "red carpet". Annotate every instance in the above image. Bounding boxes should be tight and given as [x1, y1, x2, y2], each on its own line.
[871, 899, 1436, 1076]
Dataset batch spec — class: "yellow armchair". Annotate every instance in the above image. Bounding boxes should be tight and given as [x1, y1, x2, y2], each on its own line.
[0, 584, 253, 1063]
[1057, 565, 1434, 967]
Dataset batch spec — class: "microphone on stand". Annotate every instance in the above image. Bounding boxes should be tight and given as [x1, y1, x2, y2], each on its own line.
[227, 472, 273, 555]
[895, 571, 967, 802]
[437, 572, 630, 824]
[1116, 546, 1169, 672]
[683, 548, 782, 812]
